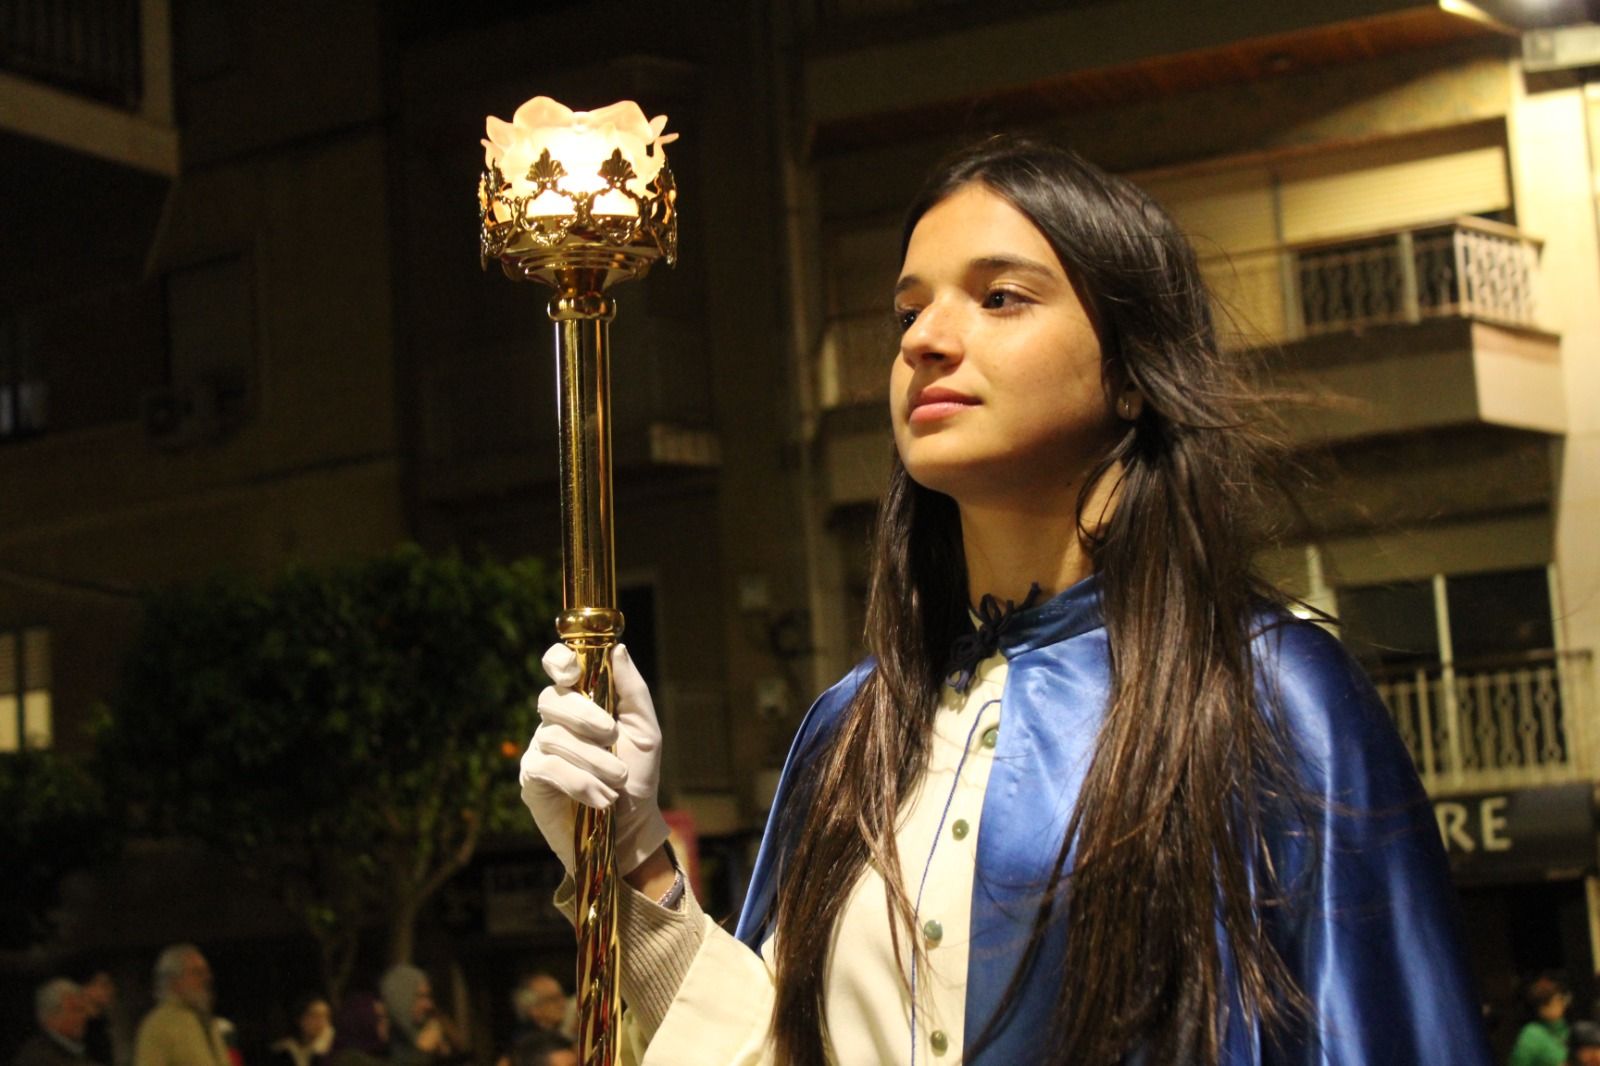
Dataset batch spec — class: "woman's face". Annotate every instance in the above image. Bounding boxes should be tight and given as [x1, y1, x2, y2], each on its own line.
[411, 980, 435, 1026]
[298, 999, 331, 1043]
[891, 183, 1115, 506]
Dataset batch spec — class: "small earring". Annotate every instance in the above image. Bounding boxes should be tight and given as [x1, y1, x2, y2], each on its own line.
[1118, 391, 1144, 421]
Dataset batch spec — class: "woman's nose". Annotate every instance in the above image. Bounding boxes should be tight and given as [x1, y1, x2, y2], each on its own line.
[900, 298, 965, 366]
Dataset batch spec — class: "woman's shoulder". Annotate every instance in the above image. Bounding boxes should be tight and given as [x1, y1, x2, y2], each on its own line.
[1252, 612, 1385, 726]
[790, 657, 875, 755]
[1249, 611, 1421, 797]
[1250, 609, 1362, 688]
[731, 656, 875, 946]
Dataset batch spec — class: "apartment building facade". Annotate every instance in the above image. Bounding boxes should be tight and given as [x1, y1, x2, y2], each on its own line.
[0, 0, 802, 1038]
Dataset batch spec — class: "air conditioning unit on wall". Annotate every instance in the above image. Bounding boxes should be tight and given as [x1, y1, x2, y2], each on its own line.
[141, 382, 222, 451]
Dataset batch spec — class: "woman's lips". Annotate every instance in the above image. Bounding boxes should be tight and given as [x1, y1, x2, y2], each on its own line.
[909, 387, 978, 424]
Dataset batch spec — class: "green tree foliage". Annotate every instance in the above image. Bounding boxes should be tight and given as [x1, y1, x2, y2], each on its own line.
[0, 750, 113, 948]
[96, 545, 555, 999]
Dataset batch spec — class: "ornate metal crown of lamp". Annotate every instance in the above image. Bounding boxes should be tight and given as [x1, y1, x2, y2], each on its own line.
[479, 96, 678, 1066]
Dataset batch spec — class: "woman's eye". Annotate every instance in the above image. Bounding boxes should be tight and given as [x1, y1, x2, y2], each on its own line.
[895, 307, 920, 331]
[982, 289, 1026, 310]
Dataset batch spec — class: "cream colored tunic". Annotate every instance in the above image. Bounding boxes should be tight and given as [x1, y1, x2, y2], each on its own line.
[625, 653, 1008, 1065]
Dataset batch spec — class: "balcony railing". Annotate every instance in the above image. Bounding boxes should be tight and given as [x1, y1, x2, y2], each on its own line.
[1291, 218, 1541, 337]
[1373, 650, 1595, 795]
[0, 0, 141, 108]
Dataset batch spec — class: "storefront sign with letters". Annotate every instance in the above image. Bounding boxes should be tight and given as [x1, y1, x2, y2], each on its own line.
[1433, 783, 1596, 884]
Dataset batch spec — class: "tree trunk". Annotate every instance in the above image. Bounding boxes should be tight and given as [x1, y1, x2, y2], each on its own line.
[313, 925, 360, 1006]
[331, 931, 359, 1006]
[388, 890, 421, 966]
[387, 812, 485, 967]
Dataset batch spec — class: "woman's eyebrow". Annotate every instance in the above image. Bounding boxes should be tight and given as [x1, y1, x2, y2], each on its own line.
[894, 255, 1058, 297]
[968, 254, 1057, 280]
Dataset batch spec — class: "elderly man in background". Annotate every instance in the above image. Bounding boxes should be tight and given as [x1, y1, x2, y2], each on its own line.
[13, 978, 96, 1066]
[132, 945, 225, 1066]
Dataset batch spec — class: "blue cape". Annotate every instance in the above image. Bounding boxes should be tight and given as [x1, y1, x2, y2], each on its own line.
[733, 577, 1491, 1063]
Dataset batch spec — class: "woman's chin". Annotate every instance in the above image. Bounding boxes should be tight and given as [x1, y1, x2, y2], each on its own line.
[902, 459, 998, 504]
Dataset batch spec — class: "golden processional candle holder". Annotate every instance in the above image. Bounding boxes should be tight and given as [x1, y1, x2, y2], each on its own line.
[479, 96, 678, 1066]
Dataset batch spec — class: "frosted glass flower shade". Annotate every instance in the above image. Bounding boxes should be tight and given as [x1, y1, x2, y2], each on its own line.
[482, 96, 676, 219]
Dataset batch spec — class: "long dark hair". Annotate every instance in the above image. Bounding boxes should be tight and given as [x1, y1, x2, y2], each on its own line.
[769, 136, 1309, 1065]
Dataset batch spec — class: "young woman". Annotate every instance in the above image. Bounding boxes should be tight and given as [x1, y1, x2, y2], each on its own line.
[268, 994, 334, 1066]
[520, 136, 1492, 1065]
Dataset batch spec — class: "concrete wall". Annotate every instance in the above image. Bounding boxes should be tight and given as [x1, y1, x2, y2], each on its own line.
[0, 0, 406, 748]
[1509, 77, 1600, 657]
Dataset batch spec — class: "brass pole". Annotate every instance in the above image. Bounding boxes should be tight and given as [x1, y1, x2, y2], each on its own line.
[550, 280, 623, 1066]
[479, 112, 676, 1063]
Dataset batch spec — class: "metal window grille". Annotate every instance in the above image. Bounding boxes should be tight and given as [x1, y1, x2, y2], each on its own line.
[0, 627, 52, 751]
[1292, 219, 1539, 337]
[0, 0, 142, 108]
[0, 314, 48, 441]
[1374, 650, 1594, 794]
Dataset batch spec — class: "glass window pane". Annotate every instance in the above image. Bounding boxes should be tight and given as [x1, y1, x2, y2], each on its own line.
[1336, 580, 1439, 670]
[0, 695, 17, 752]
[23, 626, 49, 687]
[22, 691, 50, 749]
[0, 632, 14, 693]
[1446, 568, 1553, 663]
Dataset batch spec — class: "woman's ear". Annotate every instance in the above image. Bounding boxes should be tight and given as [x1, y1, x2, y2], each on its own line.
[1106, 359, 1144, 422]
[1115, 381, 1144, 422]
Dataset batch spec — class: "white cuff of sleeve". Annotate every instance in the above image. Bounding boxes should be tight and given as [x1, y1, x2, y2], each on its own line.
[617, 876, 707, 1038]
[551, 874, 709, 1041]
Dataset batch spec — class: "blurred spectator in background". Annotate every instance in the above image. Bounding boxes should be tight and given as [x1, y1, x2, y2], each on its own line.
[13, 978, 95, 1066]
[377, 966, 460, 1066]
[1509, 975, 1572, 1066]
[212, 1020, 242, 1066]
[78, 972, 119, 1066]
[133, 945, 226, 1066]
[1571, 1021, 1600, 1066]
[503, 1031, 574, 1066]
[325, 994, 387, 1066]
[507, 973, 571, 1043]
[268, 995, 332, 1066]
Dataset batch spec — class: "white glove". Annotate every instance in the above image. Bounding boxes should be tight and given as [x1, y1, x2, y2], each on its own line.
[519, 641, 670, 876]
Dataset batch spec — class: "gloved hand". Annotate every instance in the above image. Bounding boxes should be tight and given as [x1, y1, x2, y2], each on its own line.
[520, 641, 670, 877]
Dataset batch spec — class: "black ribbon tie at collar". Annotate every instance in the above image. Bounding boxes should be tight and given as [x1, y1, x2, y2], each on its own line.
[944, 582, 1043, 694]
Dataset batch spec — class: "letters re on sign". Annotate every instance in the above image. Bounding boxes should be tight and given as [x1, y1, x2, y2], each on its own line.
[1433, 783, 1597, 885]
